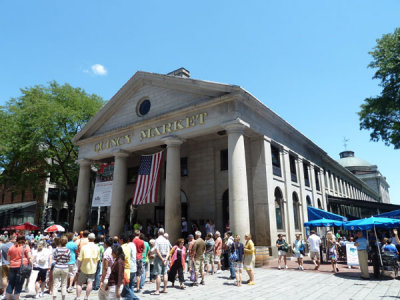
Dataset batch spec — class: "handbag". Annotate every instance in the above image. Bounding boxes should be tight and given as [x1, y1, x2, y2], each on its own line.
[299, 243, 305, 256]
[19, 245, 32, 279]
[281, 242, 289, 252]
[190, 269, 196, 282]
[229, 243, 239, 262]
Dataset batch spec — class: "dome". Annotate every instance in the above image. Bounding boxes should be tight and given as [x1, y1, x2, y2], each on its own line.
[337, 151, 372, 168]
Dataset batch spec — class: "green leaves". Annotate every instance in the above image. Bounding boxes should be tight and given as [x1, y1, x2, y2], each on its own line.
[359, 28, 400, 149]
[0, 81, 104, 196]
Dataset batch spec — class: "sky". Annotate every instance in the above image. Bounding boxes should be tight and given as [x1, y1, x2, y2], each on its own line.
[0, 1, 399, 203]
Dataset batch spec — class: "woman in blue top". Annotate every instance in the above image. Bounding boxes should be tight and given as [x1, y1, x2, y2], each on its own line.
[231, 235, 244, 287]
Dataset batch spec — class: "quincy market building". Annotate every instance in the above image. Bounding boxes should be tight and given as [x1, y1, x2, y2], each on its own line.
[72, 68, 389, 253]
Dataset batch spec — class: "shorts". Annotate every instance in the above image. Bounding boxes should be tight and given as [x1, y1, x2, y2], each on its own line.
[295, 252, 303, 259]
[77, 272, 95, 284]
[68, 264, 77, 277]
[153, 257, 168, 276]
[1, 265, 9, 279]
[204, 253, 214, 265]
[310, 251, 320, 260]
[136, 259, 143, 277]
[233, 262, 243, 272]
[194, 259, 204, 273]
[6, 268, 24, 295]
[214, 255, 221, 263]
[278, 250, 287, 256]
[36, 268, 48, 282]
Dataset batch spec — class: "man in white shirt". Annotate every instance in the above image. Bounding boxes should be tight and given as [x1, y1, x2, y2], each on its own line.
[128, 233, 137, 292]
[307, 230, 321, 270]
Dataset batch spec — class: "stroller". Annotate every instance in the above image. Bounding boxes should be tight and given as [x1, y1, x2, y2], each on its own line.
[381, 252, 399, 278]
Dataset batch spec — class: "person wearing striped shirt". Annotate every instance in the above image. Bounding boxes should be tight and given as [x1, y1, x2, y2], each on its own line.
[52, 236, 71, 300]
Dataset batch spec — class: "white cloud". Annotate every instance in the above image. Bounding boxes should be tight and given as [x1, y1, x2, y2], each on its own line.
[90, 64, 107, 76]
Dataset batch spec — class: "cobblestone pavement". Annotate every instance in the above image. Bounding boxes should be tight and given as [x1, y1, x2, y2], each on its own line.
[10, 258, 400, 300]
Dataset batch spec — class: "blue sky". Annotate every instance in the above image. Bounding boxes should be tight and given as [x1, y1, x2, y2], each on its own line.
[1, 1, 399, 204]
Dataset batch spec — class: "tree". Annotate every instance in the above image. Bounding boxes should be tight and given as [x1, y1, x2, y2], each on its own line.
[0, 81, 104, 227]
[359, 28, 400, 149]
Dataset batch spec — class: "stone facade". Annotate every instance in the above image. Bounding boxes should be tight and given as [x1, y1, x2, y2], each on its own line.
[73, 69, 383, 254]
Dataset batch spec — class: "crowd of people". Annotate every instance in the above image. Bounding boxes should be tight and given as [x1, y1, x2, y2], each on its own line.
[0, 221, 256, 300]
[275, 228, 400, 280]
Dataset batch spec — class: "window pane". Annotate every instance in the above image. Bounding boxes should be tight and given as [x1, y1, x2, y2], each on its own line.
[220, 149, 228, 171]
[275, 200, 283, 230]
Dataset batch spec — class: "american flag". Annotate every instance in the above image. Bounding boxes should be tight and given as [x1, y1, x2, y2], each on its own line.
[132, 151, 164, 205]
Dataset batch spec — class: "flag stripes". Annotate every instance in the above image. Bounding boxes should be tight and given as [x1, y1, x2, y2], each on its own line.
[132, 151, 164, 205]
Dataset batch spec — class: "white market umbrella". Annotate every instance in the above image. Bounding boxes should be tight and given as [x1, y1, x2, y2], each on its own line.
[44, 224, 65, 232]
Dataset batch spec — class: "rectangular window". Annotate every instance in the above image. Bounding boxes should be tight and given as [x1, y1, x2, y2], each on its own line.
[271, 145, 281, 177]
[333, 174, 338, 191]
[11, 191, 14, 203]
[1, 193, 4, 204]
[315, 168, 320, 191]
[127, 167, 139, 183]
[303, 162, 310, 187]
[21, 190, 25, 202]
[48, 188, 59, 201]
[181, 157, 188, 177]
[289, 155, 297, 182]
[220, 149, 228, 171]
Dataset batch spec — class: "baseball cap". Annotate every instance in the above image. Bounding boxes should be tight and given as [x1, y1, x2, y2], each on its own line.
[88, 233, 96, 239]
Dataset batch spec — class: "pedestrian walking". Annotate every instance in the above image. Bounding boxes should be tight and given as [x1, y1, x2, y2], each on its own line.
[243, 233, 255, 284]
[33, 241, 52, 298]
[204, 233, 215, 275]
[151, 229, 171, 295]
[354, 230, 370, 279]
[326, 232, 339, 273]
[76, 233, 100, 300]
[276, 234, 288, 270]
[106, 246, 124, 300]
[231, 235, 244, 287]
[167, 239, 186, 289]
[99, 238, 114, 300]
[293, 234, 304, 271]
[5, 235, 32, 300]
[192, 231, 206, 286]
[52, 236, 71, 300]
[307, 230, 321, 270]
[214, 231, 222, 274]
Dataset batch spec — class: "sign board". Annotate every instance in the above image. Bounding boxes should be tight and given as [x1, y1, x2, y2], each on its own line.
[92, 181, 113, 207]
[346, 242, 359, 266]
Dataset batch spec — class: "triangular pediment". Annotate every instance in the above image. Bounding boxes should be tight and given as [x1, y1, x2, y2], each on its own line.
[73, 71, 238, 143]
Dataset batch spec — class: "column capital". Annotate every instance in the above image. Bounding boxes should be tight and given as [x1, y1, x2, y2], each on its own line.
[76, 159, 91, 167]
[112, 150, 130, 158]
[223, 118, 250, 134]
[162, 135, 184, 147]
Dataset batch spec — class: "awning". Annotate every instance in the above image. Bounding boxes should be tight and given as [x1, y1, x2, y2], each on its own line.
[376, 209, 400, 219]
[0, 201, 36, 213]
[307, 206, 347, 222]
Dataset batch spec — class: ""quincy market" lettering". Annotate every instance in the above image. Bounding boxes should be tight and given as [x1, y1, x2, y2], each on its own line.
[140, 112, 208, 141]
[94, 135, 132, 153]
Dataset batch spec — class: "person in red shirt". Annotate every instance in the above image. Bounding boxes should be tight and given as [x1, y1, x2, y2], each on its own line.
[132, 230, 144, 293]
[6, 236, 32, 300]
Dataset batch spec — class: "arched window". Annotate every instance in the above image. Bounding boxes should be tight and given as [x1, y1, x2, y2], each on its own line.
[306, 195, 312, 207]
[293, 192, 300, 230]
[317, 198, 322, 209]
[275, 188, 284, 230]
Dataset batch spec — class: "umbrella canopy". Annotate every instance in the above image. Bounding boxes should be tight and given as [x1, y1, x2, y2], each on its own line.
[343, 217, 400, 231]
[304, 218, 344, 227]
[44, 225, 65, 232]
[14, 222, 40, 231]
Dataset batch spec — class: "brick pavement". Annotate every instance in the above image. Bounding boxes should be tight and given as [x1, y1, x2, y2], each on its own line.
[8, 257, 400, 300]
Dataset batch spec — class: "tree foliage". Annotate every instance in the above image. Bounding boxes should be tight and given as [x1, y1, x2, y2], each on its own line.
[359, 28, 400, 149]
[0, 81, 104, 224]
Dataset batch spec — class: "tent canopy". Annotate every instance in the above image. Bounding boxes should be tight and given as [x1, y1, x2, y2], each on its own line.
[376, 209, 400, 219]
[343, 217, 400, 230]
[307, 206, 347, 222]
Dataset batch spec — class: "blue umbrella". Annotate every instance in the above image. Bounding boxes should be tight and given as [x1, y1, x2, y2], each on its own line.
[304, 218, 344, 227]
[343, 216, 400, 231]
